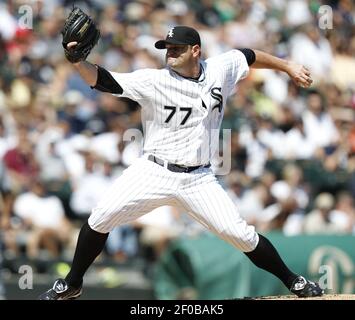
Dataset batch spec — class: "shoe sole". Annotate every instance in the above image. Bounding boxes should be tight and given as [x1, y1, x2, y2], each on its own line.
[58, 289, 82, 300]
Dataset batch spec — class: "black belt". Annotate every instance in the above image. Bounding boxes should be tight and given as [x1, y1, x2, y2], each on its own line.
[148, 155, 210, 173]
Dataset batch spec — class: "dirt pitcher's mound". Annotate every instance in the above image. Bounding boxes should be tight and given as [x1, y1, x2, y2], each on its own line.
[249, 294, 355, 300]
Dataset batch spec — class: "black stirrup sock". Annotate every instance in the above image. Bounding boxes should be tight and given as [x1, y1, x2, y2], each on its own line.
[244, 234, 298, 289]
[65, 222, 108, 288]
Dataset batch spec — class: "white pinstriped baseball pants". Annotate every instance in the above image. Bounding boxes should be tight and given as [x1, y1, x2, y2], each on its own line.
[88, 156, 259, 252]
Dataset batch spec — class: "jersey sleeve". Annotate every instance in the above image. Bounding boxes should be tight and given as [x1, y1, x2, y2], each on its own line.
[107, 69, 154, 102]
[207, 49, 249, 96]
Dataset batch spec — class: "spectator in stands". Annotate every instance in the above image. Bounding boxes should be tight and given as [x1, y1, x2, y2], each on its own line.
[259, 181, 302, 235]
[290, 23, 333, 82]
[330, 191, 355, 234]
[2, 127, 39, 230]
[13, 180, 72, 258]
[106, 225, 139, 263]
[2, 127, 38, 191]
[70, 152, 113, 221]
[303, 192, 350, 234]
[302, 90, 340, 152]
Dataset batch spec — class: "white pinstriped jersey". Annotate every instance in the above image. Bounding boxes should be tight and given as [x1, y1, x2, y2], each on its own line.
[109, 49, 249, 166]
[89, 50, 259, 250]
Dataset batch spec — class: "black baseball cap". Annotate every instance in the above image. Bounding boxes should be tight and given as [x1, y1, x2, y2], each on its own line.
[155, 26, 201, 49]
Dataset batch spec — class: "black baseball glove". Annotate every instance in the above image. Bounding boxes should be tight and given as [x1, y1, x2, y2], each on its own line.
[61, 7, 100, 63]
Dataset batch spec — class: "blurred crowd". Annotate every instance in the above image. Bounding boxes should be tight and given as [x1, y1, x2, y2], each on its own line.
[0, 0, 354, 267]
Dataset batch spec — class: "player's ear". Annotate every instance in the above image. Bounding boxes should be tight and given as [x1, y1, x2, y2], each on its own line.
[191, 45, 201, 58]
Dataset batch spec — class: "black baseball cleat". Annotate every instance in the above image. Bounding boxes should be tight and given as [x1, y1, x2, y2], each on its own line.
[38, 279, 82, 300]
[290, 276, 324, 298]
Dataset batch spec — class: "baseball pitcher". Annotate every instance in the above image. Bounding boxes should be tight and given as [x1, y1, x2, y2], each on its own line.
[39, 8, 322, 300]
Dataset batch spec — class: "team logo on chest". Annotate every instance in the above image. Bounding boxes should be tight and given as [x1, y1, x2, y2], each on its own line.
[201, 87, 223, 112]
[211, 87, 223, 112]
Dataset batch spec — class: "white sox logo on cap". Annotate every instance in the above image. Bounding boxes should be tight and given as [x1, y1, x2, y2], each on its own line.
[154, 26, 201, 49]
[167, 28, 174, 38]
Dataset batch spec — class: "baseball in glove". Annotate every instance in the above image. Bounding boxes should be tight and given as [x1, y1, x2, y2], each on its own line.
[61, 7, 100, 63]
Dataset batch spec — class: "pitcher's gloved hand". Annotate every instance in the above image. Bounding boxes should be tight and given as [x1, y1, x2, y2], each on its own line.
[61, 7, 100, 63]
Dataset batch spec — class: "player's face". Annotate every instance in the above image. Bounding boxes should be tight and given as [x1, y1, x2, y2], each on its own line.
[165, 44, 196, 70]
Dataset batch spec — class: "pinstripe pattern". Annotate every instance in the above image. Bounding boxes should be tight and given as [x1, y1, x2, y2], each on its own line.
[88, 49, 258, 251]
[177, 168, 258, 252]
[89, 158, 179, 233]
[109, 50, 249, 166]
[89, 158, 258, 251]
